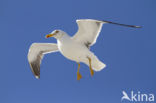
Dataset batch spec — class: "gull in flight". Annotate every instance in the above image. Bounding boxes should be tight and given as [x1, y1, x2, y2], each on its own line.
[27, 19, 141, 80]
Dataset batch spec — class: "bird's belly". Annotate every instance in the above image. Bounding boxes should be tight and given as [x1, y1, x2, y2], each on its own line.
[59, 44, 88, 62]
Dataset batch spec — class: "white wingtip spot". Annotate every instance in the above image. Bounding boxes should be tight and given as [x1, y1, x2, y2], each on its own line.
[35, 76, 40, 79]
[135, 26, 142, 28]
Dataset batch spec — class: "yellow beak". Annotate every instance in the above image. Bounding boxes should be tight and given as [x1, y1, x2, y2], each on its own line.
[45, 34, 55, 38]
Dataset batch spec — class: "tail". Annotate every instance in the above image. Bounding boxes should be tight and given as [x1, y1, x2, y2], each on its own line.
[85, 54, 106, 71]
[91, 57, 106, 71]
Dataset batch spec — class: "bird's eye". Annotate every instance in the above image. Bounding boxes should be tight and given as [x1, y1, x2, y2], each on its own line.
[55, 30, 59, 33]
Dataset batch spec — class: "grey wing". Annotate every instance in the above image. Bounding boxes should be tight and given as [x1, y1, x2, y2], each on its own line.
[72, 19, 107, 48]
[27, 43, 58, 79]
[72, 19, 141, 48]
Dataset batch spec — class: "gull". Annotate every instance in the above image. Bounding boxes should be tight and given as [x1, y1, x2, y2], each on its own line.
[27, 19, 141, 80]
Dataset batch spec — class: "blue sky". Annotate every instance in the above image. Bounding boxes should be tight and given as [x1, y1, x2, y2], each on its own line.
[0, 0, 156, 103]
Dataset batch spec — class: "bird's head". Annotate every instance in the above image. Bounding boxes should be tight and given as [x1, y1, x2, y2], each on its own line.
[45, 30, 66, 39]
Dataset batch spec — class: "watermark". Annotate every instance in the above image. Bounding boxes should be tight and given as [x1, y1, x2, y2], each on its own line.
[121, 90, 154, 102]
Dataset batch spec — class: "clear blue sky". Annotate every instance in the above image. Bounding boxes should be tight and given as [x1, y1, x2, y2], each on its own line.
[0, 0, 155, 103]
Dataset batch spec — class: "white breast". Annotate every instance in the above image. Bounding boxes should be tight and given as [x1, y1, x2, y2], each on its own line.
[57, 35, 89, 62]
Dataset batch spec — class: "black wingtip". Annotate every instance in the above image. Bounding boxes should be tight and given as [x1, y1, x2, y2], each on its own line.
[29, 61, 40, 80]
[102, 20, 142, 28]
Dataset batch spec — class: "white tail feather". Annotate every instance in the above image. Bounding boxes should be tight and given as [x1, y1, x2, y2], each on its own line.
[91, 57, 106, 71]
[84, 54, 106, 71]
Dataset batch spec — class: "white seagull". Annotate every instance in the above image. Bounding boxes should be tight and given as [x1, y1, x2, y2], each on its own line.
[27, 19, 141, 80]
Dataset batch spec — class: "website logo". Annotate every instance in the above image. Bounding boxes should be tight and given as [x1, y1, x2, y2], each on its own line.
[121, 90, 154, 102]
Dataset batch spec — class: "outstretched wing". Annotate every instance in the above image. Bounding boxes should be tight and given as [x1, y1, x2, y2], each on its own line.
[72, 19, 141, 48]
[27, 43, 58, 79]
[72, 19, 106, 48]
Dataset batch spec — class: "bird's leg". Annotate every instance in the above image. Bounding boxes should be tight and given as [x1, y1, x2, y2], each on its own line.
[87, 57, 94, 76]
[77, 62, 82, 80]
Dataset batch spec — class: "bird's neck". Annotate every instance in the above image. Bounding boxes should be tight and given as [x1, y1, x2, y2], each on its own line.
[57, 34, 71, 43]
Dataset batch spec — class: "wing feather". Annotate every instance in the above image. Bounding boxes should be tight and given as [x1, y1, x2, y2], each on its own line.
[72, 19, 106, 47]
[27, 43, 58, 79]
[72, 19, 141, 48]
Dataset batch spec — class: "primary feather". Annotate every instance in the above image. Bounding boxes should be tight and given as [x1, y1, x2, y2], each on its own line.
[28, 43, 58, 79]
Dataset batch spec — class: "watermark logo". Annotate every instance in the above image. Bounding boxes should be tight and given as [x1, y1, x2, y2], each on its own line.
[121, 90, 154, 102]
